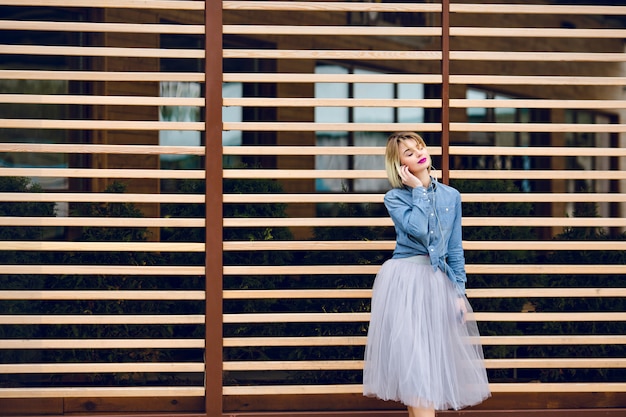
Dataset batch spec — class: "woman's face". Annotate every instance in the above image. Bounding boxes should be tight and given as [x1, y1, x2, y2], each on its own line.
[398, 139, 430, 175]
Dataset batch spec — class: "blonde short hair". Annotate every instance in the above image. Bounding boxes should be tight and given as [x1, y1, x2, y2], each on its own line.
[385, 131, 428, 189]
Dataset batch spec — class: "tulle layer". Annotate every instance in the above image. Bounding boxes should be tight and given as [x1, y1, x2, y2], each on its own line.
[363, 256, 491, 410]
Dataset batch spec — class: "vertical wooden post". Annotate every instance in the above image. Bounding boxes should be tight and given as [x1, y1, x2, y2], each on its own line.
[441, 0, 450, 184]
[205, 0, 223, 415]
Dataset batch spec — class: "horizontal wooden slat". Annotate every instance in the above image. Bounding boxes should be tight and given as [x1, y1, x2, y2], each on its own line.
[0, 339, 204, 349]
[223, 193, 626, 204]
[1, 0, 204, 10]
[223, 358, 626, 372]
[451, 123, 626, 133]
[451, 27, 626, 38]
[0, 315, 205, 325]
[223, 335, 626, 348]
[223, 169, 622, 180]
[451, 170, 626, 180]
[222, 383, 626, 396]
[223, 288, 626, 300]
[222, 1, 442, 12]
[0, 168, 204, 179]
[224, 121, 626, 133]
[451, 51, 626, 62]
[0, 217, 203, 227]
[63, 217, 196, 230]
[223, 217, 626, 228]
[0, 386, 204, 399]
[0, 119, 204, 130]
[223, 241, 625, 251]
[223, 73, 442, 83]
[223, 49, 442, 60]
[0, 290, 204, 300]
[224, 145, 624, 157]
[223, 25, 441, 36]
[0, 143, 204, 155]
[224, 122, 441, 132]
[0, 20, 204, 34]
[0, 70, 204, 82]
[223, 97, 443, 108]
[223, 264, 626, 275]
[0, 193, 204, 203]
[0, 362, 204, 374]
[450, 4, 626, 15]
[453, 99, 626, 109]
[0, 44, 203, 58]
[0, 265, 204, 275]
[452, 75, 626, 86]
[0, 241, 204, 251]
[223, 312, 626, 324]
[0, 94, 204, 106]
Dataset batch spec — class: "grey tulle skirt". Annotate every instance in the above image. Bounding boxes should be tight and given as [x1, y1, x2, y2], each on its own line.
[363, 256, 491, 410]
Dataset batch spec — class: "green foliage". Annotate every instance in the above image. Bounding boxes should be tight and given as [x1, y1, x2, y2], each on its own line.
[525, 201, 626, 382]
[451, 179, 538, 381]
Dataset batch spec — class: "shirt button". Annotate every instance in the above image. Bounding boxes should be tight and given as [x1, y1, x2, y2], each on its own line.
[430, 248, 434, 252]
[430, 213, 434, 216]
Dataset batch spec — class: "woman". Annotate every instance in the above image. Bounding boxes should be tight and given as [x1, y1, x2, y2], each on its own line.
[363, 132, 490, 417]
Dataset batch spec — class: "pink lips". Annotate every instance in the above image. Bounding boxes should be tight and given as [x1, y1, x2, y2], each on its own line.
[418, 157, 427, 164]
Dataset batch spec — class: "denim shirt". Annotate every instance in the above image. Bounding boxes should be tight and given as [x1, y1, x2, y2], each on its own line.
[384, 178, 467, 295]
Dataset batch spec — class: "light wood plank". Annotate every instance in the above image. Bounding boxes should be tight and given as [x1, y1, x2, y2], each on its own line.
[0, 94, 204, 106]
[223, 264, 626, 275]
[0, 192, 204, 203]
[452, 75, 626, 86]
[222, 383, 626, 396]
[452, 170, 626, 180]
[0, 386, 204, 398]
[222, 288, 626, 300]
[0, 265, 204, 275]
[0, 168, 204, 179]
[223, 73, 442, 83]
[0, 339, 204, 349]
[450, 4, 626, 15]
[223, 145, 388, 155]
[0, 362, 204, 373]
[0, 290, 204, 300]
[222, 193, 626, 204]
[223, 97, 443, 108]
[0, 217, 204, 227]
[451, 51, 626, 62]
[223, 335, 626, 348]
[0, 119, 203, 130]
[0, 20, 204, 34]
[222, 312, 626, 324]
[223, 1, 442, 12]
[224, 25, 441, 36]
[0, 70, 204, 82]
[0, 44, 203, 58]
[223, 217, 626, 228]
[0, 0, 204, 10]
[451, 146, 626, 157]
[452, 122, 626, 133]
[223, 49, 442, 60]
[0, 143, 204, 155]
[223, 241, 626, 251]
[453, 99, 626, 109]
[0, 241, 204, 251]
[451, 27, 626, 38]
[223, 358, 626, 372]
[0, 315, 205, 325]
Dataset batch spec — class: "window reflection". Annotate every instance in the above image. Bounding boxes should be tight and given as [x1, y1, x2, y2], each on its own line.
[314, 64, 424, 193]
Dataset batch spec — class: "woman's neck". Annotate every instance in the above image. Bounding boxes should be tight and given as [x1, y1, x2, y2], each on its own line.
[417, 171, 431, 189]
